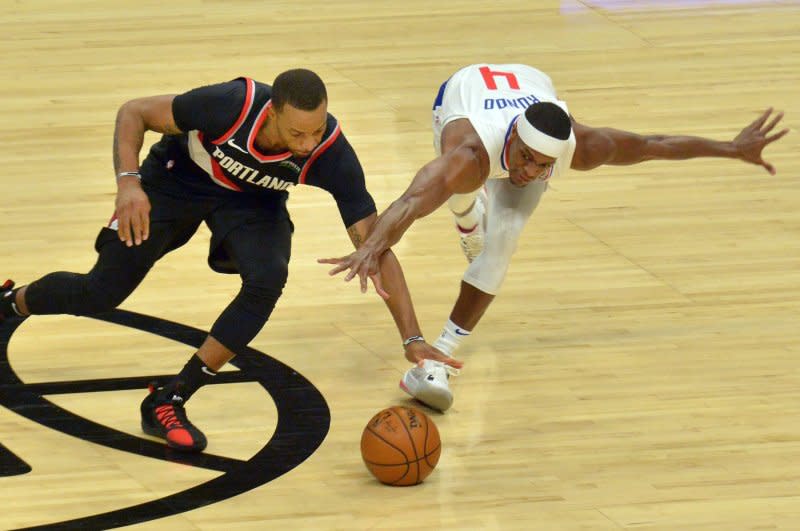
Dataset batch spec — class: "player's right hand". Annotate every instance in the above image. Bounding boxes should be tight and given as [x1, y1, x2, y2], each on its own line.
[318, 246, 389, 299]
[114, 176, 151, 247]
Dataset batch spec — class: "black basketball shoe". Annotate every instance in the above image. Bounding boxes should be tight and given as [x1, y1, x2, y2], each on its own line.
[0, 280, 18, 321]
[140, 386, 207, 452]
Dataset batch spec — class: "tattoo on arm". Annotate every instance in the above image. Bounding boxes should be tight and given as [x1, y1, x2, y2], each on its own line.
[347, 225, 364, 249]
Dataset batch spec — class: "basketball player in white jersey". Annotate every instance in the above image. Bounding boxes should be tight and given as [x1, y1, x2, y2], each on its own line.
[321, 63, 788, 412]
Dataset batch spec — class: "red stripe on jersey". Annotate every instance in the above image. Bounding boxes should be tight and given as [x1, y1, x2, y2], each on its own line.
[298, 122, 341, 184]
[248, 101, 292, 162]
[210, 158, 242, 191]
[212, 78, 255, 145]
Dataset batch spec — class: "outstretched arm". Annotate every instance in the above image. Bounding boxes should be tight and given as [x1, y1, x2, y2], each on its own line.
[570, 108, 788, 174]
[362, 143, 485, 254]
[344, 214, 463, 369]
[319, 120, 489, 293]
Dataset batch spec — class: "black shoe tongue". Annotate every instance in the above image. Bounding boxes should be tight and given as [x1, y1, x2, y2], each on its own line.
[154, 386, 178, 403]
[155, 381, 189, 403]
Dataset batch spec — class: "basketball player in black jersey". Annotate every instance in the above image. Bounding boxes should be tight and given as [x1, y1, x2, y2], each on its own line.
[0, 69, 461, 452]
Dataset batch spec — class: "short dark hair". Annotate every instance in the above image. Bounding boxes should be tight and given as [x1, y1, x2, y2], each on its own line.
[524, 102, 571, 140]
[271, 68, 327, 112]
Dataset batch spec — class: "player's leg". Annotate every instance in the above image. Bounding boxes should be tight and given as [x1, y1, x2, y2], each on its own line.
[206, 216, 292, 360]
[443, 178, 547, 353]
[141, 210, 293, 452]
[0, 194, 200, 322]
[0, 203, 213, 451]
[459, 178, 546, 302]
[1, 177, 207, 322]
[447, 188, 488, 263]
[402, 179, 547, 411]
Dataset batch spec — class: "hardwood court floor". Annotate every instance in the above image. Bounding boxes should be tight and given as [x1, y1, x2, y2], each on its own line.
[0, 1, 798, 529]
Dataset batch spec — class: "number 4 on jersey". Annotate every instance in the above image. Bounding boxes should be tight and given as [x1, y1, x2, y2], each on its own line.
[479, 66, 520, 90]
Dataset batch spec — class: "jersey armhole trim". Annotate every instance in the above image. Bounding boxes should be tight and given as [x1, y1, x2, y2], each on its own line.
[212, 77, 255, 144]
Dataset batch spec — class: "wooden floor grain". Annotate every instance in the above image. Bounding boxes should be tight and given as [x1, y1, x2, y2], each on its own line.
[0, 1, 798, 529]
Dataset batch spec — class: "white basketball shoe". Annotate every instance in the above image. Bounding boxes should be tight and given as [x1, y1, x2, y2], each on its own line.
[456, 188, 488, 263]
[400, 359, 455, 412]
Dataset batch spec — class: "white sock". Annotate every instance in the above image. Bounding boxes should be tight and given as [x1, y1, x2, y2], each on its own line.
[432, 319, 471, 357]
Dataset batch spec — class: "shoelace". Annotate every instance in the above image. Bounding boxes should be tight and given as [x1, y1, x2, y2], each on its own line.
[426, 359, 461, 377]
[459, 232, 483, 251]
[155, 404, 184, 429]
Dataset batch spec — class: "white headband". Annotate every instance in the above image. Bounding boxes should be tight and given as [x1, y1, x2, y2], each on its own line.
[515, 114, 570, 159]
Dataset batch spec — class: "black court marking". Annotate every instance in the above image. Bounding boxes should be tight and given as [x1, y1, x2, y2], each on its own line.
[0, 441, 30, 476]
[0, 310, 330, 530]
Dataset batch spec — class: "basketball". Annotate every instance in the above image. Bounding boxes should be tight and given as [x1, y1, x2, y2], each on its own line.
[360, 406, 441, 486]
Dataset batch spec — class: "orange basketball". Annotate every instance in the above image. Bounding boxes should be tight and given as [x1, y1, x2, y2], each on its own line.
[360, 406, 441, 486]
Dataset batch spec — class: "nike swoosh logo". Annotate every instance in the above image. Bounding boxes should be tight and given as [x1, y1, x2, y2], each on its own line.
[227, 138, 249, 154]
[201, 366, 217, 376]
[454, 328, 470, 336]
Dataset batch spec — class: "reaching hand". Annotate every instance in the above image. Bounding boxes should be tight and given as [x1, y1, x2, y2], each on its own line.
[733, 108, 789, 175]
[114, 177, 151, 247]
[318, 246, 389, 300]
[404, 341, 464, 370]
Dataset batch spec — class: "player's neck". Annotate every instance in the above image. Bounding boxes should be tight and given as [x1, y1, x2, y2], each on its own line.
[254, 119, 288, 154]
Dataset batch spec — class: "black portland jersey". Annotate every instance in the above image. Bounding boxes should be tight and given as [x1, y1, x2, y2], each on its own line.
[140, 77, 376, 227]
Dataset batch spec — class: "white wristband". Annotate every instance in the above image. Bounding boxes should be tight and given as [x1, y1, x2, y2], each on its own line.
[116, 171, 141, 180]
[403, 335, 425, 347]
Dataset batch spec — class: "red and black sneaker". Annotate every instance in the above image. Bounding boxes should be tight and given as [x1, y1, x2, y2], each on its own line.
[140, 387, 207, 452]
[0, 280, 17, 321]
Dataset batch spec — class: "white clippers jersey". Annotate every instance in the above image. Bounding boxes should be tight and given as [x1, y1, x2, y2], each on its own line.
[432, 64, 576, 181]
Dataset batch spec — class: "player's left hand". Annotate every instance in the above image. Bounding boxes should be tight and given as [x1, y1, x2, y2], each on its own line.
[733, 108, 789, 175]
[404, 341, 464, 370]
[318, 246, 389, 300]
